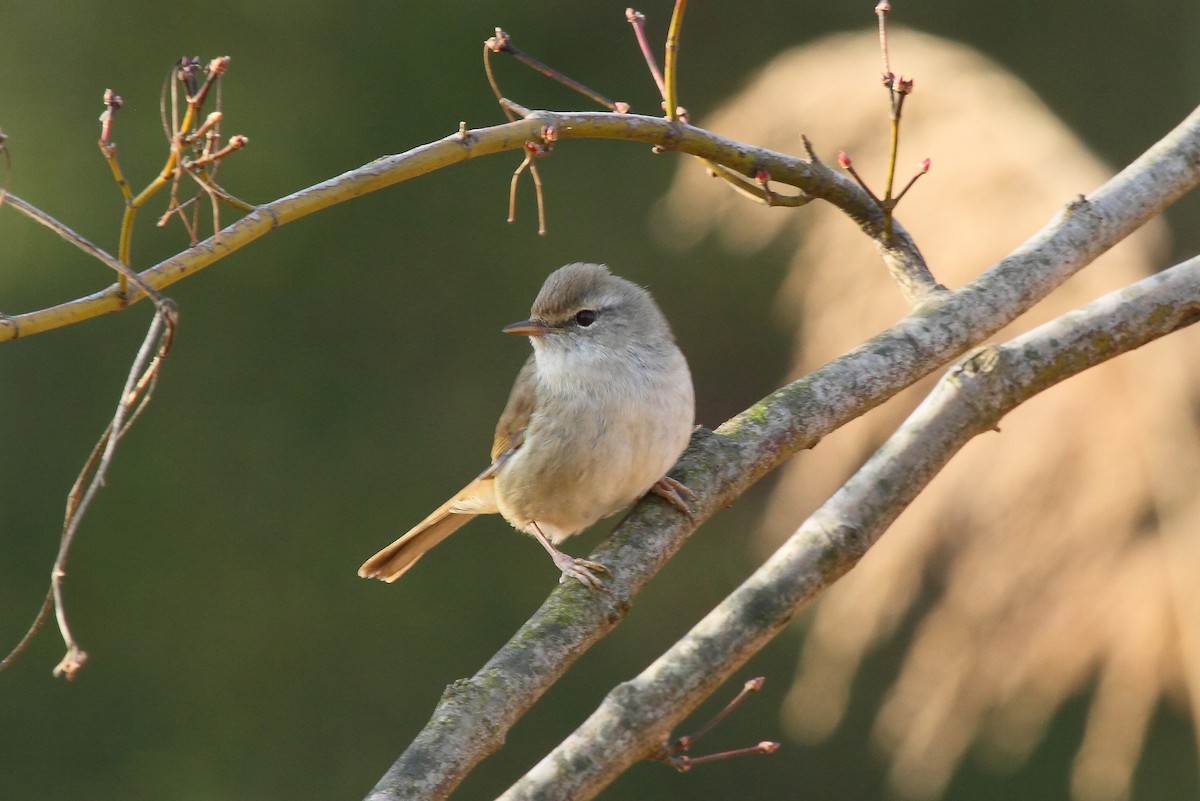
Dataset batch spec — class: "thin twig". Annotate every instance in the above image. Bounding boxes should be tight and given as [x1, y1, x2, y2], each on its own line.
[876, 1, 892, 87]
[800, 133, 820, 162]
[626, 9, 666, 96]
[837, 151, 881, 204]
[202, 180, 256, 213]
[2, 193, 165, 303]
[663, 0, 687, 122]
[483, 39, 517, 122]
[0, 192, 179, 676]
[111, 56, 239, 285]
[706, 163, 810, 207]
[183, 133, 248, 170]
[0, 127, 11, 204]
[508, 151, 532, 222]
[672, 676, 766, 751]
[667, 741, 779, 772]
[485, 29, 626, 112]
[48, 302, 177, 678]
[528, 162, 547, 235]
[0, 589, 54, 672]
[0, 161, 182, 676]
[894, 157, 931, 203]
[204, 179, 222, 234]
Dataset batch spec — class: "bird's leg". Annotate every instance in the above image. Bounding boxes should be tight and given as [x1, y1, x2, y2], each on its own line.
[648, 475, 694, 518]
[529, 521, 610, 590]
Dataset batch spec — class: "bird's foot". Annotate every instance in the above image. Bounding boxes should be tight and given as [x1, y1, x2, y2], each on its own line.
[649, 475, 695, 518]
[552, 551, 610, 590]
[529, 520, 610, 590]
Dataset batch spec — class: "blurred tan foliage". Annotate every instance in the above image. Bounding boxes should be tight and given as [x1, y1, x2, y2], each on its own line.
[656, 28, 1200, 801]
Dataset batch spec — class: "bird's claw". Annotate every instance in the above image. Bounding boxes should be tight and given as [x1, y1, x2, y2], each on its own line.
[650, 475, 695, 518]
[554, 554, 610, 590]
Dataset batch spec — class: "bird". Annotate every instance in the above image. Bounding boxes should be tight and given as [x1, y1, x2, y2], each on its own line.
[358, 262, 695, 589]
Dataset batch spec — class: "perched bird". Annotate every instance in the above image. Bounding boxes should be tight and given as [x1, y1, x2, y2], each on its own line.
[358, 263, 695, 588]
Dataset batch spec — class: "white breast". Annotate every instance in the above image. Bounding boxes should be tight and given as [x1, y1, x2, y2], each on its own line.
[494, 340, 694, 543]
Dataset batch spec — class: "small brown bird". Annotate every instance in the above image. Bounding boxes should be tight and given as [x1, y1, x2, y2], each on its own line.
[358, 263, 695, 588]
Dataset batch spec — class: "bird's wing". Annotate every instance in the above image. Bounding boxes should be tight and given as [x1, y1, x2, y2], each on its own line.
[490, 353, 537, 463]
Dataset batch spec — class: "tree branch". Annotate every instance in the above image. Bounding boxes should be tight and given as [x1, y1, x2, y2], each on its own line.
[362, 105, 1200, 801]
[502, 251, 1200, 801]
[3, 109, 939, 343]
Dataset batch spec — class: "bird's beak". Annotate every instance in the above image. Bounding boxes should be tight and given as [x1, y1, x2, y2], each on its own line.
[502, 318, 555, 337]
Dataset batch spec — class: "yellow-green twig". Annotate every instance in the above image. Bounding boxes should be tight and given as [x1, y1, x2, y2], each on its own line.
[663, 0, 687, 121]
[109, 62, 220, 298]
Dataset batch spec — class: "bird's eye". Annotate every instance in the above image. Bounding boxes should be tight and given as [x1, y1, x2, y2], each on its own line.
[574, 309, 597, 327]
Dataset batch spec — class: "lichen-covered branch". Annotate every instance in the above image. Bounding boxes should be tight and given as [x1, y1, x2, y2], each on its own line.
[499, 252, 1200, 801]
[362, 106, 1200, 801]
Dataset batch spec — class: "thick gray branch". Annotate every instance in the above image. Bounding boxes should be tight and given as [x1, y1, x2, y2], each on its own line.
[498, 254, 1200, 800]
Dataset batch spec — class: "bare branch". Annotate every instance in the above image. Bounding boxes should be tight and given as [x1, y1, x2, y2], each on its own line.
[485, 29, 627, 113]
[3, 107, 963, 343]
[626, 9, 666, 97]
[0, 300, 179, 679]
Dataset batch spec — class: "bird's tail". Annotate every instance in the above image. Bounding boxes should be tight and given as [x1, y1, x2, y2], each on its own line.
[358, 477, 494, 582]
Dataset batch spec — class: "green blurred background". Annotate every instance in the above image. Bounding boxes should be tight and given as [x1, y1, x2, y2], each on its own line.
[2, 2, 1197, 799]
